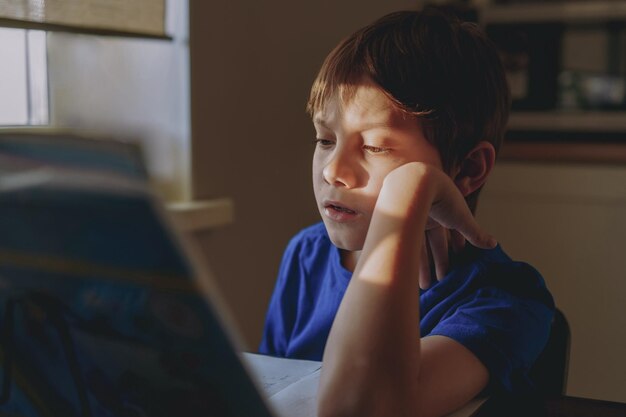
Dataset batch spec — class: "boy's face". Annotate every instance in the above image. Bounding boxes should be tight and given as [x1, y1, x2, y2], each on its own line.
[312, 82, 442, 252]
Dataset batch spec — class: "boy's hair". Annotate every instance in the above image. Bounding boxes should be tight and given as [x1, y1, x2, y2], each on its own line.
[307, 6, 510, 212]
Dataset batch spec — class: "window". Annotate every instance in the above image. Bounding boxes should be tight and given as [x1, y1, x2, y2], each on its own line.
[0, 0, 188, 201]
[0, 28, 48, 126]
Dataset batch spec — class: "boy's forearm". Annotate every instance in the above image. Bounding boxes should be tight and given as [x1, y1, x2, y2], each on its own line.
[318, 164, 435, 417]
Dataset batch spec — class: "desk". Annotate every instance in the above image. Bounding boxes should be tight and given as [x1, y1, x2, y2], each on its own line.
[475, 395, 626, 417]
[545, 397, 626, 417]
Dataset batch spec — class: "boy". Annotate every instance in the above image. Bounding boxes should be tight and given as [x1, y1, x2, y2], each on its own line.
[260, 7, 554, 417]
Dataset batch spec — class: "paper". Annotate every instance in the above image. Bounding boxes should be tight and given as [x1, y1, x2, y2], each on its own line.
[242, 353, 322, 417]
[242, 352, 322, 397]
[269, 371, 321, 417]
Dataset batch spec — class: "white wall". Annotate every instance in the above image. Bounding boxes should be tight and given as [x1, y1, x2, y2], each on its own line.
[46, 1, 190, 201]
[478, 162, 626, 403]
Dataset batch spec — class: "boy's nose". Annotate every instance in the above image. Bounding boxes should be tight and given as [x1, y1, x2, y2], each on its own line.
[322, 149, 358, 189]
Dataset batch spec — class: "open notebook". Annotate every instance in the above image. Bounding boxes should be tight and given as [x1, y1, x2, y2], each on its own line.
[0, 132, 487, 417]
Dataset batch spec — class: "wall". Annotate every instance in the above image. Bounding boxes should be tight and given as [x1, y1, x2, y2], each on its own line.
[477, 162, 626, 403]
[189, 0, 417, 350]
[0, 28, 30, 125]
[46, 0, 190, 201]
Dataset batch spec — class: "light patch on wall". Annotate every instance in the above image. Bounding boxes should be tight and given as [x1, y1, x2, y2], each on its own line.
[46, 0, 189, 202]
[0, 28, 48, 126]
[0, 28, 28, 125]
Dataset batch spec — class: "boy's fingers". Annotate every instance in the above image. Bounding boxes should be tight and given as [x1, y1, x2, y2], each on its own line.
[449, 210, 497, 250]
[427, 227, 449, 281]
[430, 172, 497, 250]
[450, 229, 466, 254]
[462, 223, 497, 250]
[483, 234, 498, 249]
[419, 237, 431, 290]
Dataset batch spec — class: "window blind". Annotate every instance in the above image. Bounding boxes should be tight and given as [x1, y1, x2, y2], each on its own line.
[0, 0, 166, 38]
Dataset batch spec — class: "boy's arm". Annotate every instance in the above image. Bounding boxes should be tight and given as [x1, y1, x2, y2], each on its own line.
[317, 162, 495, 417]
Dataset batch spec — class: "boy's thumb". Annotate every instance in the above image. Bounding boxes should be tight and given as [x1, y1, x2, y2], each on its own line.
[459, 220, 497, 249]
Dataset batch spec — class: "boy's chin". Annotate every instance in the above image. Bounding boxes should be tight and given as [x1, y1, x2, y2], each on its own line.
[324, 225, 366, 252]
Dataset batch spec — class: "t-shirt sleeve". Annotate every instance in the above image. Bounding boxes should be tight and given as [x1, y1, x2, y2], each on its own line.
[258, 234, 304, 357]
[428, 264, 555, 394]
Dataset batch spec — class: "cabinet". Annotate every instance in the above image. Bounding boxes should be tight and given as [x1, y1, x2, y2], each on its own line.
[478, 1, 626, 137]
[478, 161, 626, 403]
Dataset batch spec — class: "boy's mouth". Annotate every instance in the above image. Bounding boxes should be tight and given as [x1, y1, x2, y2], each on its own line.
[323, 201, 358, 221]
[327, 203, 356, 214]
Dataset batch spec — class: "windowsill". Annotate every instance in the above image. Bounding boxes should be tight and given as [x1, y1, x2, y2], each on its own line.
[167, 198, 234, 233]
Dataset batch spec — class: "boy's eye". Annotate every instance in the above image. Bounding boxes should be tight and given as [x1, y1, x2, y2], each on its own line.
[312, 139, 335, 147]
[363, 145, 389, 155]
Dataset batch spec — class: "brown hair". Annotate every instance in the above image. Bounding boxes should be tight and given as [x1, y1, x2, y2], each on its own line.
[307, 6, 510, 211]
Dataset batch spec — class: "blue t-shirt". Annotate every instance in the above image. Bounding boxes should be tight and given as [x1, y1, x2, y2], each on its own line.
[259, 222, 554, 394]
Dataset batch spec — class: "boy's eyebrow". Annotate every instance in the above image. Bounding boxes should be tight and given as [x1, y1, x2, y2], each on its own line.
[313, 117, 329, 127]
[358, 121, 395, 130]
[313, 118, 395, 130]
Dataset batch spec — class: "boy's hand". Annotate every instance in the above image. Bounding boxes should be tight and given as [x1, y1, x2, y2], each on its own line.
[381, 162, 496, 287]
[420, 226, 466, 289]
[425, 165, 496, 250]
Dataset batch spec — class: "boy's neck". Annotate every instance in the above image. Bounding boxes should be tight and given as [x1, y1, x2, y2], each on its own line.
[340, 249, 360, 272]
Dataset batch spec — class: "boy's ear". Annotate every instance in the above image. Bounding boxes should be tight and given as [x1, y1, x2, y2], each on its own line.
[453, 141, 496, 197]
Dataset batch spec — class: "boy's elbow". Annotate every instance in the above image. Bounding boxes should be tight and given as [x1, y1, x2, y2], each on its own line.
[317, 393, 382, 417]
[317, 354, 427, 417]
[317, 382, 420, 417]
[317, 395, 356, 417]
[317, 376, 370, 417]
